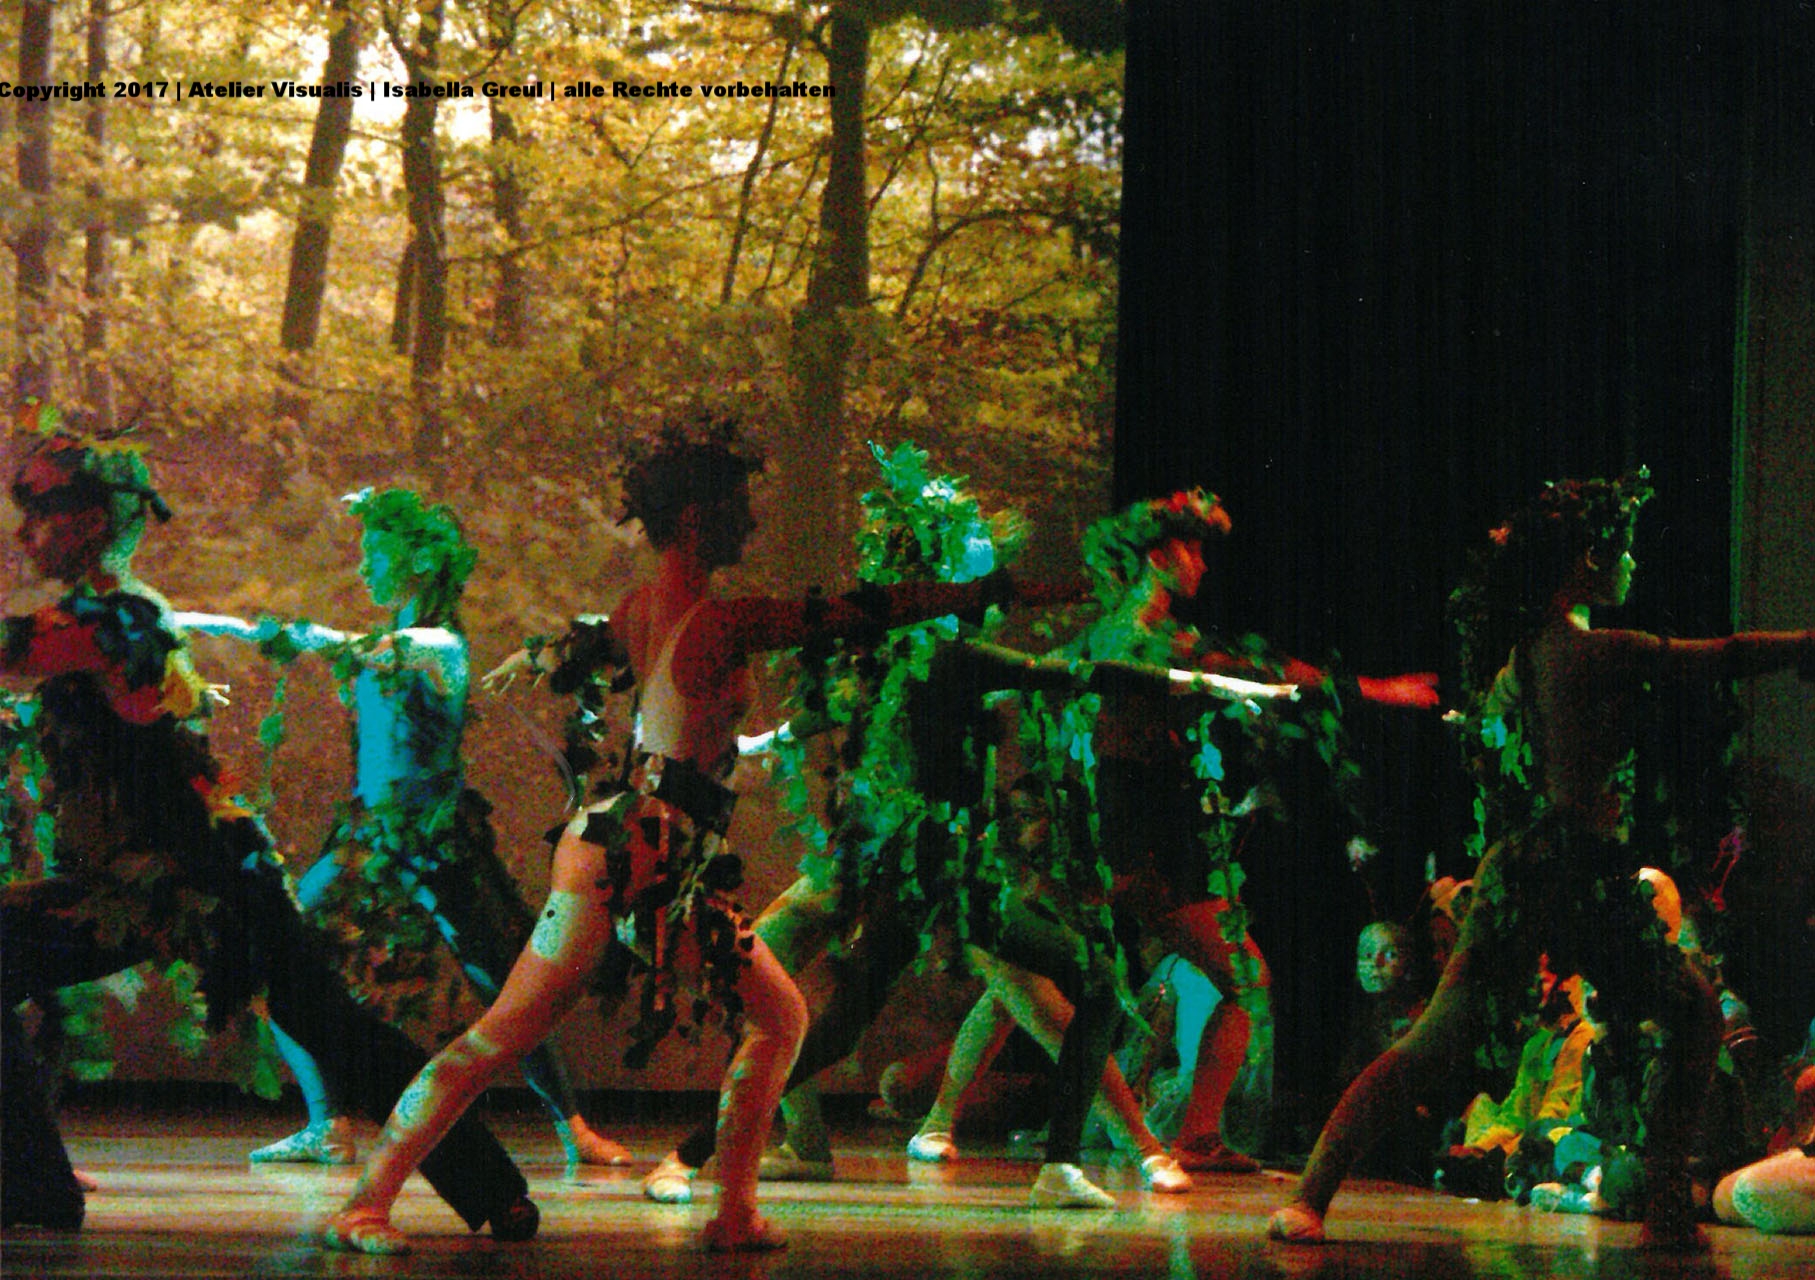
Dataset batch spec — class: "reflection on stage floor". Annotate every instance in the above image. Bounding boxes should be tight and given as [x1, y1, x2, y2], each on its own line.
[4, 1098, 1809, 1280]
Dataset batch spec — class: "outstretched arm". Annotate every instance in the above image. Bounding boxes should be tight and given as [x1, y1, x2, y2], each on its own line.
[722, 573, 1082, 662]
[178, 612, 459, 693]
[1595, 626, 1815, 685]
[962, 640, 1299, 703]
[176, 611, 354, 653]
[1193, 649, 1439, 710]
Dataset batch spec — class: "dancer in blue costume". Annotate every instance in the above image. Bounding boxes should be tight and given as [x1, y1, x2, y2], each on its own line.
[322, 422, 1070, 1254]
[181, 487, 626, 1167]
[0, 420, 534, 1239]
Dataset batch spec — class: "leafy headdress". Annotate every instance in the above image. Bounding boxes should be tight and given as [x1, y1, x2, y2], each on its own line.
[776, 442, 1022, 918]
[11, 399, 172, 564]
[1079, 488, 1231, 611]
[343, 486, 476, 626]
[1448, 467, 1653, 698]
[855, 440, 1026, 586]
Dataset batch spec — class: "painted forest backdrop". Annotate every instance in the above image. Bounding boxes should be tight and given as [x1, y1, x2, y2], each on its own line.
[2, 0, 1123, 1088]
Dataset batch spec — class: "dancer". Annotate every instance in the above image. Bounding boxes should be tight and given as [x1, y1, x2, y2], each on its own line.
[1031, 490, 1437, 1183]
[179, 487, 625, 1167]
[0, 420, 534, 1237]
[1267, 470, 1815, 1248]
[904, 942, 1187, 1183]
[321, 424, 1066, 1254]
[638, 451, 1299, 1209]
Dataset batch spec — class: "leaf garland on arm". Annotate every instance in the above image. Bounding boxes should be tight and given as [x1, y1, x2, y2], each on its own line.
[765, 442, 1029, 965]
[0, 687, 55, 882]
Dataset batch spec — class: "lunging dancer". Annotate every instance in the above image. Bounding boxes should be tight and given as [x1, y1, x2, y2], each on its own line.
[0, 418, 534, 1239]
[180, 487, 626, 1168]
[1268, 470, 1815, 1249]
[322, 422, 1065, 1253]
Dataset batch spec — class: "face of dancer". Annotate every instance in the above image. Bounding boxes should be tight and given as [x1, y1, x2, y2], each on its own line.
[358, 528, 431, 623]
[695, 480, 756, 569]
[13, 460, 112, 584]
[1148, 536, 1207, 600]
[359, 530, 401, 606]
[1582, 544, 1636, 608]
[1355, 922, 1410, 996]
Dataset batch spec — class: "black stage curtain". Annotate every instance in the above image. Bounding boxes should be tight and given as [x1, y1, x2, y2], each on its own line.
[1113, 1, 1786, 1151]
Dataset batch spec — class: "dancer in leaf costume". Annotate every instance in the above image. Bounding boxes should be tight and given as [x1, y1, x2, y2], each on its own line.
[324, 423, 1066, 1254]
[637, 446, 1294, 1209]
[0, 417, 534, 1240]
[181, 487, 626, 1168]
[1268, 470, 1815, 1249]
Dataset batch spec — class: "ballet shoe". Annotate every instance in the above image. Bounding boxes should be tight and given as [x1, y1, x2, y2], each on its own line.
[1267, 1203, 1325, 1243]
[564, 1121, 632, 1167]
[322, 1207, 410, 1255]
[250, 1118, 356, 1165]
[703, 1212, 787, 1252]
[1172, 1140, 1260, 1174]
[1030, 1162, 1116, 1209]
[643, 1151, 696, 1204]
[907, 1131, 959, 1163]
[1140, 1153, 1193, 1194]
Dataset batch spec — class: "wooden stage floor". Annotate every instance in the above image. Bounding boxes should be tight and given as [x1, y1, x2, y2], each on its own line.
[4, 1101, 1811, 1280]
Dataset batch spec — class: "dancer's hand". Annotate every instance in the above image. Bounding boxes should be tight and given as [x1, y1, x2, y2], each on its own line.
[1356, 672, 1440, 709]
[483, 647, 546, 693]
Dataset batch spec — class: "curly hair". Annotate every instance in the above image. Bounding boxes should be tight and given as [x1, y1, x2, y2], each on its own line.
[617, 413, 763, 549]
[1448, 468, 1653, 698]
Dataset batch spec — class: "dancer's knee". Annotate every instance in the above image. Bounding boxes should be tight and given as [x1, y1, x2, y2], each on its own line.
[745, 966, 809, 1050]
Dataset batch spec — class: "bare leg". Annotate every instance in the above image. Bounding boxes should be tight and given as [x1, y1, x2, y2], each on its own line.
[253, 855, 355, 1165]
[1628, 947, 1723, 1250]
[325, 833, 616, 1254]
[1270, 880, 1501, 1242]
[912, 985, 1016, 1159]
[705, 931, 808, 1251]
[756, 878, 847, 1170]
[1151, 898, 1268, 1172]
[974, 950, 1170, 1161]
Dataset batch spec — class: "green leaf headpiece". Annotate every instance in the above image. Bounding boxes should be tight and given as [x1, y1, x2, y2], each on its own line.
[1080, 488, 1231, 607]
[342, 487, 476, 623]
[1449, 466, 1653, 696]
[855, 441, 1026, 584]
